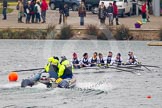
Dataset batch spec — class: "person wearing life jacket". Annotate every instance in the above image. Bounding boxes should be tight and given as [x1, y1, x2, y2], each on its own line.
[89, 52, 98, 67]
[127, 52, 138, 64]
[71, 52, 80, 69]
[98, 53, 105, 66]
[58, 56, 73, 79]
[55, 56, 76, 88]
[43, 56, 74, 88]
[106, 51, 114, 65]
[115, 53, 122, 65]
[44, 56, 60, 79]
[80, 53, 90, 67]
[37, 56, 59, 82]
[21, 56, 59, 88]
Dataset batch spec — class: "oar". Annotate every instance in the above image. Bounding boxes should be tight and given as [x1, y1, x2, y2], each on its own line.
[108, 66, 136, 74]
[74, 64, 142, 74]
[10, 68, 44, 72]
[99, 64, 143, 72]
[137, 64, 160, 68]
[134, 64, 160, 72]
[74, 67, 135, 74]
[141, 65, 152, 72]
[115, 66, 144, 71]
[74, 70, 108, 74]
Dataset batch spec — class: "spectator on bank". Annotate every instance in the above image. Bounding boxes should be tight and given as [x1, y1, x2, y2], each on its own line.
[81, 0, 85, 4]
[146, 0, 150, 22]
[132, 0, 136, 15]
[35, 0, 41, 23]
[78, 2, 86, 26]
[2, 0, 8, 20]
[98, 2, 106, 25]
[30, 0, 36, 23]
[147, 0, 152, 12]
[113, 1, 119, 25]
[26, 1, 31, 23]
[41, 0, 48, 23]
[59, 0, 65, 24]
[141, 2, 147, 23]
[18, 0, 24, 23]
[63, 4, 69, 25]
[23, 0, 28, 15]
[106, 3, 113, 25]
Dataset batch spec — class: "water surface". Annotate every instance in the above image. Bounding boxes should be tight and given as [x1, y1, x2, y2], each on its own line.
[0, 40, 162, 108]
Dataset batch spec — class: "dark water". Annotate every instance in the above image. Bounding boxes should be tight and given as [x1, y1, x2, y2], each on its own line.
[0, 40, 162, 108]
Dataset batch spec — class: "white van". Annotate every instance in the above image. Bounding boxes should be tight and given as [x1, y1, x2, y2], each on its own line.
[99, 0, 132, 17]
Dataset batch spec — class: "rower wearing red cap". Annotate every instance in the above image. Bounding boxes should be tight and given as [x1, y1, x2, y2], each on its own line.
[72, 52, 80, 69]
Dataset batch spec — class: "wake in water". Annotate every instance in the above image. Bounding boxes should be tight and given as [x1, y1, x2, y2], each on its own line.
[0, 82, 43, 89]
[68, 75, 115, 95]
[0, 82, 20, 89]
[76, 82, 113, 92]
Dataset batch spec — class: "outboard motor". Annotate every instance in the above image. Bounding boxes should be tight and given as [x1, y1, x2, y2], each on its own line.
[39, 72, 50, 84]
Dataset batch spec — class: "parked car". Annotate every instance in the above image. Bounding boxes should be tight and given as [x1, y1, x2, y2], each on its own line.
[99, 0, 133, 17]
[49, 0, 81, 11]
[83, 0, 100, 14]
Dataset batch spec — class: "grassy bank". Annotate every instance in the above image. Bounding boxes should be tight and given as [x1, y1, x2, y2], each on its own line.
[0, 28, 47, 39]
[8, 2, 17, 6]
[0, 8, 14, 14]
[0, 25, 161, 40]
[0, 2, 17, 6]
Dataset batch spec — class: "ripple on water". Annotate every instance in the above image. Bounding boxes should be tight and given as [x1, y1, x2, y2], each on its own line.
[0, 40, 162, 107]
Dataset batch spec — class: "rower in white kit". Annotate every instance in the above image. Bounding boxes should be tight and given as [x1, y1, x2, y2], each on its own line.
[89, 52, 98, 67]
[80, 53, 90, 67]
[127, 51, 138, 64]
[115, 53, 123, 65]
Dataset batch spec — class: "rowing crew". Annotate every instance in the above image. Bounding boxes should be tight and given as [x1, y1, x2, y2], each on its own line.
[72, 51, 138, 68]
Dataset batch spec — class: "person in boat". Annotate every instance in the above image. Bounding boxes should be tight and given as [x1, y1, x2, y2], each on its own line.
[89, 52, 98, 67]
[44, 56, 60, 77]
[98, 53, 105, 66]
[106, 51, 114, 65]
[21, 56, 75, 88]
[21, 56, 60, 87]
[55, 56, 75, 88]
[71, 52, 80, 69]
[59, 56, 73, 79]
[115, 53, 122, 65]
[80, 53, 90, 67]
[127, 52, 138, 64]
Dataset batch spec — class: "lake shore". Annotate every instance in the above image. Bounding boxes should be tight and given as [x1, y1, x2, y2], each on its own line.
[0, 6, 162, 40]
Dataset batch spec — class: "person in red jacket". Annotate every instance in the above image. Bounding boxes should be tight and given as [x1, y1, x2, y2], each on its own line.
[41, 0, 48, 23]
[141, 2, 147, 23]
[113, 1, 119, 25]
